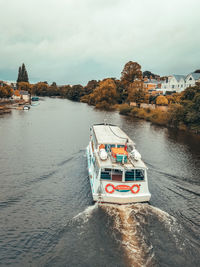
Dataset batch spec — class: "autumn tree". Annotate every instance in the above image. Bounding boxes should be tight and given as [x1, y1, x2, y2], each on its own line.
[59, 85, 72, 98]
[88, 78, 117, 109]
[121, 61, 142, 87]
[166, 93, 182, 105]
[84, 80, 99, 95]
[114, 79, 127, 104]
[32, 82, 49, 96]
[127, 80, 145, 106]
[0, 85, 13, 98]
[18, 82, 32, 94]
[156, 95, 169, 106]
[180, 82, 200, 126]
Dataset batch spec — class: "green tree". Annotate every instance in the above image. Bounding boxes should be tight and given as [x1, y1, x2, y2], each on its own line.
[17, 63, 29, 84]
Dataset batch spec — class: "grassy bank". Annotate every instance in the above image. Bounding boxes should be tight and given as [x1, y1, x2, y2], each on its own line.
[118, 104, 200, 134]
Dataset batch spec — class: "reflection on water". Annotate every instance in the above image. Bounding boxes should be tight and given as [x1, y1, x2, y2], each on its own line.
[0, 98, 199, 267]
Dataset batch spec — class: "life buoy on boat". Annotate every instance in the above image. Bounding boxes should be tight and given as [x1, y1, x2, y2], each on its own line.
[105, 184, 115, 194]
[130, 184, 140, 194]
[99, 144, 105, 150]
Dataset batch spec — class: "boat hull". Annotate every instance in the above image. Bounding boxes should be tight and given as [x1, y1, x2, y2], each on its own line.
[86, 145, 151, 204]
[92, 193, 151, 204]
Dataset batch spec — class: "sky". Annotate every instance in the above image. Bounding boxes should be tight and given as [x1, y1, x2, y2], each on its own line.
[0, 0, 200, 85]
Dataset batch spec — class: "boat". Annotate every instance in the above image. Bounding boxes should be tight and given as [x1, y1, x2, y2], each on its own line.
[86, 123, 151, 204]
[31, 96, 39, 101]
[23, 105, 30, 110]
[31, 102, 39, 106]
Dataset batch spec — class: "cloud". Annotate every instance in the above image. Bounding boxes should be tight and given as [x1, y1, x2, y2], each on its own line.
[0, 0, 200, 84]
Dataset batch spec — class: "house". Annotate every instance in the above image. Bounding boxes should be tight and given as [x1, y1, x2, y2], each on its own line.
[161, 75, 186, 93]
[185, 73, 200, 88]
[12, 90, 30, 102]
[20, 90, 30, 102]
[143, 77, 163, 94]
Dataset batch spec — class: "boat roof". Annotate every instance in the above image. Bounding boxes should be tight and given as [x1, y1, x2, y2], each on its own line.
[93, 124, 134, 145]
[95, 151, 146, 169]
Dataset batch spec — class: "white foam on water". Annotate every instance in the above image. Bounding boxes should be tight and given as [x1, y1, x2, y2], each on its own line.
[101, 203, 155, 267]
[72, 203, 98, 223]
[101, 203, 183, 267]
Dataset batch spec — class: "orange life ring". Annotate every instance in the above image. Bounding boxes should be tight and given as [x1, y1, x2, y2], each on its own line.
[105, 183, 115, 194]
[130, 184, 140, 194]
[99, 144, 105, 150]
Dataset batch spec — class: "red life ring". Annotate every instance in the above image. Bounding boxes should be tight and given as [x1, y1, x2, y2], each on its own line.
[130, 184, 140, 194]
[105, 184, 115, 194]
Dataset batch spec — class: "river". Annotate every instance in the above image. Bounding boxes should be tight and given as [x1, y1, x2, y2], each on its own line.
[0, 98, 199, 267]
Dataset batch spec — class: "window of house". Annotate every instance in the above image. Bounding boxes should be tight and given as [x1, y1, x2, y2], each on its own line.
[189, 77, 192, 80]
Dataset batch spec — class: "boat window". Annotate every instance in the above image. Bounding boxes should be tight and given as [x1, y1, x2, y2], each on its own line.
[112, 169, 123, 181]
[125, 169, 145, 181]
[101, 170, 111, 180]
[125, 170, 135, 181]
[117, 145, 124, 148]
[135, 169, 144, 181]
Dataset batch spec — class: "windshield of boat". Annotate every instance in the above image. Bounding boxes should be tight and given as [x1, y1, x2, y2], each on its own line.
[100, 168, 145, 182]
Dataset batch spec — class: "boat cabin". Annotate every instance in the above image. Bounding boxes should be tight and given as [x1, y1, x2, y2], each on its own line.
[90, 124, 146, 182]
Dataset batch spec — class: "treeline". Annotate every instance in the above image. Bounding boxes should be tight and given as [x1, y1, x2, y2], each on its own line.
[16, 61, 147, 108]
[1, 61, 200, 133]
[0, 85, 13, 98]
[119, 82, 200, 133]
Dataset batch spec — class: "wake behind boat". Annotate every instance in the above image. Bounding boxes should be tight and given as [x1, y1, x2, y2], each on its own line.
[86, 123, 151, 204]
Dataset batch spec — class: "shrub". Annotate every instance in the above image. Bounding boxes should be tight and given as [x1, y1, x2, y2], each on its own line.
[119, 104, 132, 115]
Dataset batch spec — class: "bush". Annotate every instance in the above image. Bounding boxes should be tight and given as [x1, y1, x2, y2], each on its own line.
[119, 104, 132, 115]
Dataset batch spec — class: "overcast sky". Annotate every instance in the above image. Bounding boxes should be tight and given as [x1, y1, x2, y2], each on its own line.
[0, 0, 200, 85]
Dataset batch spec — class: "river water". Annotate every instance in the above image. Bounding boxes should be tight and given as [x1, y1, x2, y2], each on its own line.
[0, 98, 199, 267]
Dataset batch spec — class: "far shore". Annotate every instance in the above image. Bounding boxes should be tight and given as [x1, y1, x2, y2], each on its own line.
[0, 99, 28, 114]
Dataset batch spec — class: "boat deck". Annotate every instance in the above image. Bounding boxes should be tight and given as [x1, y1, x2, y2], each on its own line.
[95, 150, 146, 169]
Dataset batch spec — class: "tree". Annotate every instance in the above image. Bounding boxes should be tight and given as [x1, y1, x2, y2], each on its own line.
[17, 63, 29, 84]
[143, 70, 160, 79]
[0, 85, 13, 98]
[194, 69, 200, 73]
[127, 80, 145, 105]
[156, 95, 169, 106]
[84, 80, 99, 95]
[32, 82, 49, 96]
[88, 78, 117, 108]
[114, 79, 127, 103]
[121, 61, 142, 87]
[18, 82, 32, 93]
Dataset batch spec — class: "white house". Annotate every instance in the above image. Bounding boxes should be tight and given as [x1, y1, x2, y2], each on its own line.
[161, 75, 186, 93]
[161, 72, 200, 94]
[185, 73, 200, 88]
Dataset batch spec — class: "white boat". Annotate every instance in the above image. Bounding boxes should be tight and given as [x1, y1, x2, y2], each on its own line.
[23, 105, 30, 110]
[86, 123, 151, 204]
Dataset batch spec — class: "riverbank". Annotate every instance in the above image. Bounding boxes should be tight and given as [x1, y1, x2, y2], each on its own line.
[118, 104, 200, 135]
[0, 99, 28, 114]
